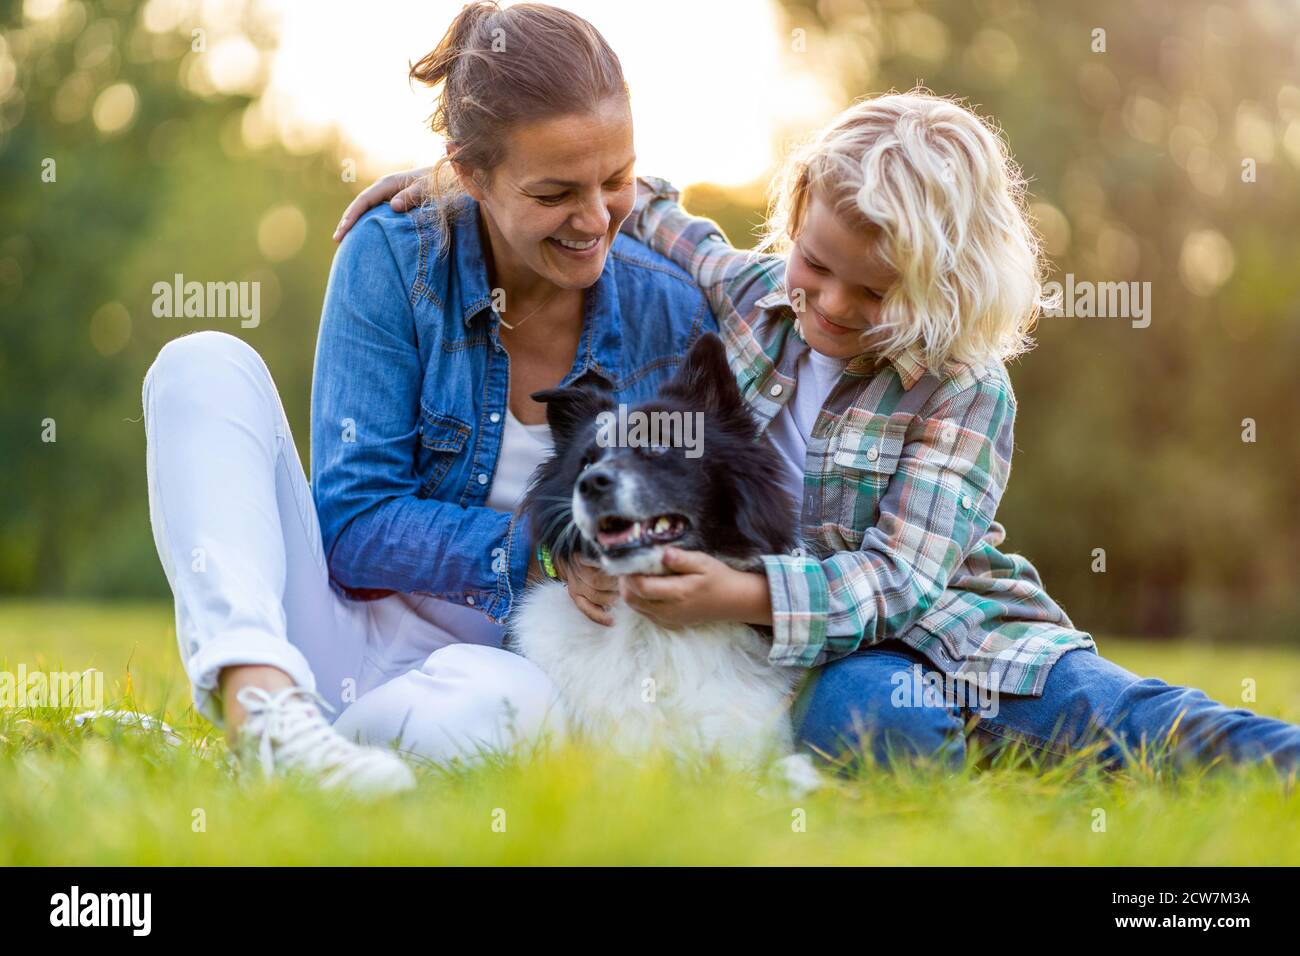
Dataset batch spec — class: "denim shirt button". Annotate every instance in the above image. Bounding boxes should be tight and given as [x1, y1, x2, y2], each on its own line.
[489, 412, 501, 424]
[478, 473, 489, 485]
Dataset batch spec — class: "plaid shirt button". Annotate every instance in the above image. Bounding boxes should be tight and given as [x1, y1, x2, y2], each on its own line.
[866, 445, 880, 461]
[769, 383, 784, 397]
[962, 495, 973, 509]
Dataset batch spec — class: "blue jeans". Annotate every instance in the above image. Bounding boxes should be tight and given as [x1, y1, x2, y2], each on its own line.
[794, 640, 1300, 774]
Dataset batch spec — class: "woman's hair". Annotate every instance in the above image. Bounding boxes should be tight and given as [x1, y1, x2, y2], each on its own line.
[410, 1, 628, 239]
[758, 88, 1045, 371]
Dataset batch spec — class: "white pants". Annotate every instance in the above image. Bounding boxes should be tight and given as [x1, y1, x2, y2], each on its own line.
[142, 331, 560, 764]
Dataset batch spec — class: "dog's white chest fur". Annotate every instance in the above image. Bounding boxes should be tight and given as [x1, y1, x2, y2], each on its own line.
[512, 581, 798, 764]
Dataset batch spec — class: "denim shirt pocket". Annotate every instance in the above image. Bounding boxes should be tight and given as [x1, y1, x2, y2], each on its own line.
[416, 403, 472, 497]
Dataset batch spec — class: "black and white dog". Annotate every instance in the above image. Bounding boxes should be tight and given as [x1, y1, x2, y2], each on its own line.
[511, 334, 803, 766]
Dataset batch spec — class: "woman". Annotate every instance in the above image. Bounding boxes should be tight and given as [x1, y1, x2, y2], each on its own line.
[143, 1, 713, 795]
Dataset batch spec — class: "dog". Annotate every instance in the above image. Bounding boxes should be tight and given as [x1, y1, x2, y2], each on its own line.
[510, 333, 804, 768]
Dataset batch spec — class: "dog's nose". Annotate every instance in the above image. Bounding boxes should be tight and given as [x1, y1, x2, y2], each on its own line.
[578, 466, 615, 498]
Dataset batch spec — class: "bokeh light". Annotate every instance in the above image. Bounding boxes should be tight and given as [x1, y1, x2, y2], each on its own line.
[91, 81, 137, 134]
[89, 301, 131, 356]
[257, 203, 307, 262]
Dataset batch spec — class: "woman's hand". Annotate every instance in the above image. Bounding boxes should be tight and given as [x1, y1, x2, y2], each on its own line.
[332, 167, 433, 242]
[554, 552, 619, 628]
[620, 547, 773, 630]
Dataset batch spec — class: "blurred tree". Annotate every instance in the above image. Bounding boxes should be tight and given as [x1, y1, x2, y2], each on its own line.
[736, 0, 1300, 643]
[1, 0, 359, 598]
[2, 0, 1298, 649]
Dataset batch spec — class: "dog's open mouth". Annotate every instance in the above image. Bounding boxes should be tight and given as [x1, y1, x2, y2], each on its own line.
[594, 513, 690, 554]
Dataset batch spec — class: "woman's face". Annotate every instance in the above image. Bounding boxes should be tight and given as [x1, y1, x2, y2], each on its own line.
[784, 191, 898, 361]
[459, 96, 636, 293]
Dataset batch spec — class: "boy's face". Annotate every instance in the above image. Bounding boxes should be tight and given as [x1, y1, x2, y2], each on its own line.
[784, 191, 897, 360]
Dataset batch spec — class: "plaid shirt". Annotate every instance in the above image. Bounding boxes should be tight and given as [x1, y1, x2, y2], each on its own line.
[624, 178, 1096, 697]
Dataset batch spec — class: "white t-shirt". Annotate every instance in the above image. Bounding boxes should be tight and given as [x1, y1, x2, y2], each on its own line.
[361, 409, 555, 688]
[485, 410, 555, 511]
[764, 347, 848, 520]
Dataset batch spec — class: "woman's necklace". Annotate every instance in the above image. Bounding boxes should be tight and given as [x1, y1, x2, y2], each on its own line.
[497, 285, 562, 331]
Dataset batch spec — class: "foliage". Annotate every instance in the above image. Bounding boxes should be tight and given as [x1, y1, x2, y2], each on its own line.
[3, 0, 1299, 645]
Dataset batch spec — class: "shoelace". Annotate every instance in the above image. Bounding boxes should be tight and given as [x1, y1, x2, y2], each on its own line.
[234, 685, 370, 786]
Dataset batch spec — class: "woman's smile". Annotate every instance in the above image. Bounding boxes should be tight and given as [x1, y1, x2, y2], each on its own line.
[547, 235, 605, 259]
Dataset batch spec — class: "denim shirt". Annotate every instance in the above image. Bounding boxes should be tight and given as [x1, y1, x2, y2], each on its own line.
[310, 196, 715, 622]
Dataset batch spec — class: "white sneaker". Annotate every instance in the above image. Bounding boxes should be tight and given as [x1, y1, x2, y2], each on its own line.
[233, 685, 416, 797]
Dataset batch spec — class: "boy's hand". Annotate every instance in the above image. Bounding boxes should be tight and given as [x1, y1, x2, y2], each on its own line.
[620, 546, 772, 630]
[333, 167, 432, 242]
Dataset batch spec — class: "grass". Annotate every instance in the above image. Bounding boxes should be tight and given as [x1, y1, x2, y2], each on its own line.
[1, 599, 1298, 865]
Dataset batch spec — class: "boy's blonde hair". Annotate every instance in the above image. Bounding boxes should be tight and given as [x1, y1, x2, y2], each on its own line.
[759, 89, 1045, 371]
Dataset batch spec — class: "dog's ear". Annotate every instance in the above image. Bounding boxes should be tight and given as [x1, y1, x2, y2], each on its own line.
[660, 333, 748, 423]
[531, 377, 615, 446]
[727, 461, 799, 555]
